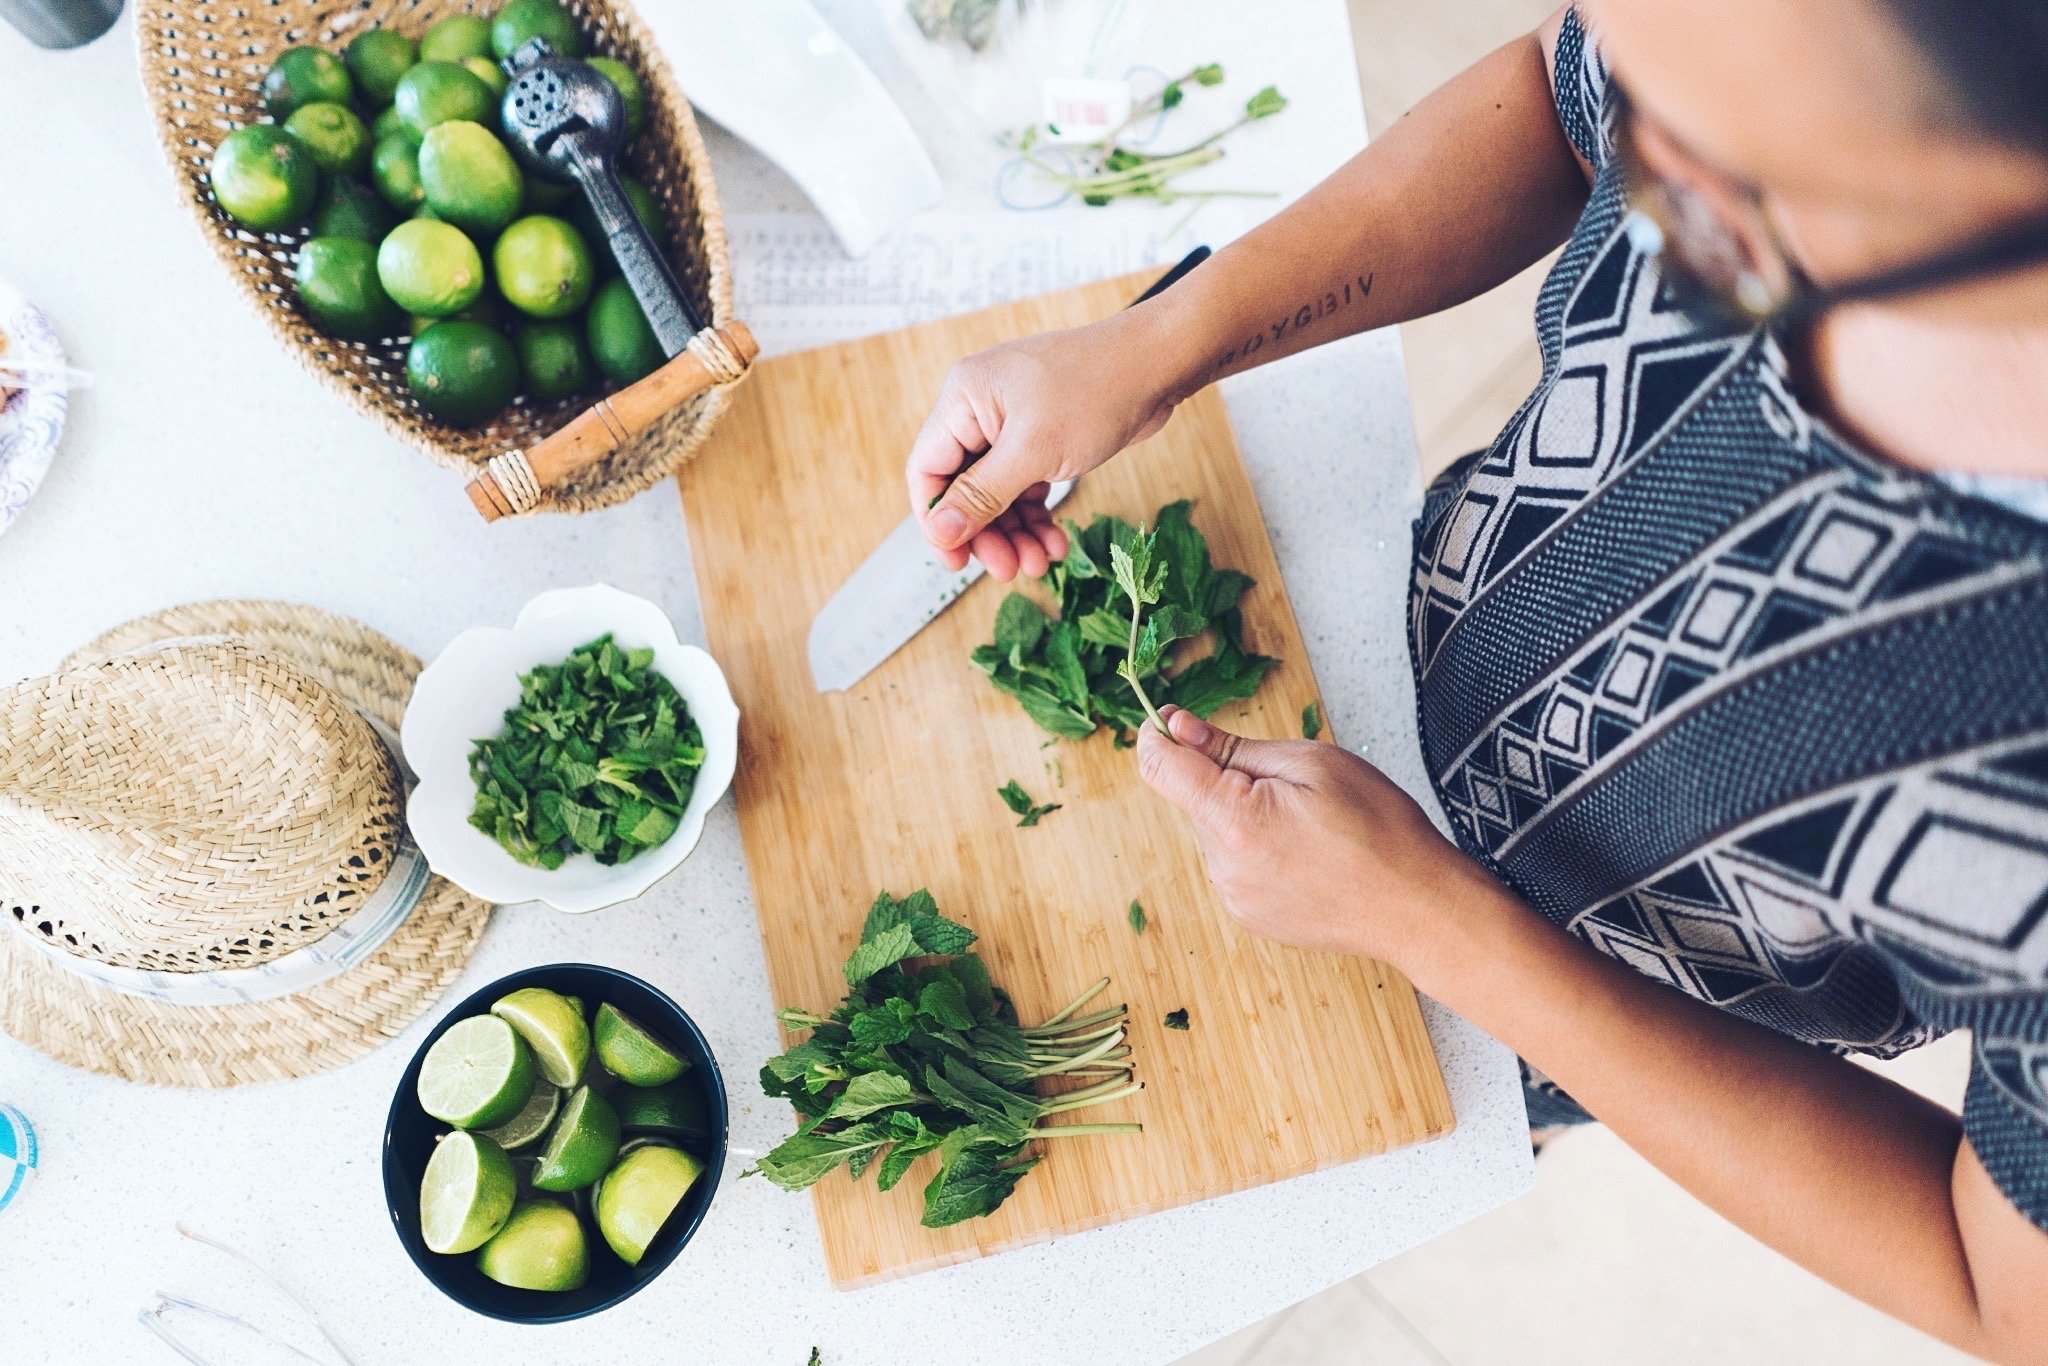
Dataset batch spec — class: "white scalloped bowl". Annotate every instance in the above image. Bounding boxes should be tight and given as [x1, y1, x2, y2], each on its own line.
[401, 585, 739, 913]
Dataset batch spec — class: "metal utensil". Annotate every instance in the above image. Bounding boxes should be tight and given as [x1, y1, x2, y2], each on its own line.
[469, 38, 756, 521]
[806, 246, 1213, 692]
[499, 37, 704, 347]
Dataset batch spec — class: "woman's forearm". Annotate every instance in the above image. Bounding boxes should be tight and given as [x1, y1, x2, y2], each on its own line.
[1407, 871, 2048, 1361]
[1122, 27, 1589, 400]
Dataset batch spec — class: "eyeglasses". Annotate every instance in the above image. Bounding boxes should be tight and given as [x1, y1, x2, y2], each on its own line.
[1610, 82, 2048, 327]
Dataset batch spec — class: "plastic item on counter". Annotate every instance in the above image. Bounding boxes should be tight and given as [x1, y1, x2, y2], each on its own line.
[0, 1104, 36, 1218]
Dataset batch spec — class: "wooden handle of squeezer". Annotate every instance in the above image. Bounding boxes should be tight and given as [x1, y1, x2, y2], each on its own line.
[466, 320, 759, 521]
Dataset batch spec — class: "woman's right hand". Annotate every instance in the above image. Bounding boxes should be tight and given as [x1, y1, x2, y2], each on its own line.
[906, 310, 1189, 580]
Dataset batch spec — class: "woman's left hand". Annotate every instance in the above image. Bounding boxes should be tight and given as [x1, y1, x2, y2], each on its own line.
[1134, 704, 1493, 968]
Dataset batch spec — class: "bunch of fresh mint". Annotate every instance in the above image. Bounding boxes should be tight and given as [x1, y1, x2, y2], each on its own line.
[751, 890, 1142, 1228]
[467, 635, 705, 869]
[972, 500, 1277, 743]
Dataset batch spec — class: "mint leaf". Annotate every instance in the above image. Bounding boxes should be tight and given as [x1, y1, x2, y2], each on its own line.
[996, 779, 1061, 827]
[1128, 899, 1146, 934]
[825, 1072, 916, 1121]
[1302, 701, 1322, 739]
[1163, 1007, 1190, 1030]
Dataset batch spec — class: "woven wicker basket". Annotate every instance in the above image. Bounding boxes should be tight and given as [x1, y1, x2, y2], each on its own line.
[135, 0, 733, 514]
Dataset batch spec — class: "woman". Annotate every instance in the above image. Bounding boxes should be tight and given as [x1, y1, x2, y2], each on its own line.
[905, 1, 2048, 1357]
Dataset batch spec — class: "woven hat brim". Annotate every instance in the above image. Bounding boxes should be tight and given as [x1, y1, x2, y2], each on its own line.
[1, 601, 492, 1088]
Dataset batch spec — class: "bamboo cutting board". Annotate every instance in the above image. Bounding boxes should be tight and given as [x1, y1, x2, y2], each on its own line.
[678, 273, 1453, 1288]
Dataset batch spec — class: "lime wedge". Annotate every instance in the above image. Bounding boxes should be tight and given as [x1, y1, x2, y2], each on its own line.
[565, 994, 586, 1018]
[614, 1079, 711, 1138]
[419, 1130, 517, 1254]
[417, 1015, 535, 1129]
[594, 1142, 702, 1266]
[491, 987, 592, 1088]
[479, 1080, 561, 1151]
[476, 1199, 589, 1291]
[593, 1003, 688, 1086]
[532, 1085, 621, 1192]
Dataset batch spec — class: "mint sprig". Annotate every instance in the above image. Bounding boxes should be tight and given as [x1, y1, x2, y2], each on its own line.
[972, 501, 1278, 744]
[751, 890, 1143, 1228]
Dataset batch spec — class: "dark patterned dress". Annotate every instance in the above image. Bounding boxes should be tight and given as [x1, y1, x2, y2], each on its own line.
[1407, 9, 2048, 1231]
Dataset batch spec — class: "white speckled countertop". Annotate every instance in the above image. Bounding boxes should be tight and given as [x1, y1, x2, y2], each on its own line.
[0, 3, 1530, 1362]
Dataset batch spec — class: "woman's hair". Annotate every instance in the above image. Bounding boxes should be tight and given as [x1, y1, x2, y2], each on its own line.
[1880, 0, 2048, 153]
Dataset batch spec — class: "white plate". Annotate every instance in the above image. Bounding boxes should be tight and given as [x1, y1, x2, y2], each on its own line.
[0, 276, 68, 539]
[400, 584, 741, 913]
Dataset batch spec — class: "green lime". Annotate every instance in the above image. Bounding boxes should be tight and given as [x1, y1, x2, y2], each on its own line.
[282, 101, 370, 176]
[532, 1085, 621, 1192]
[371, 134, 425, 211]
[371, 103, 414, 145]
[310, 175, 396, 242]
[493, 215, 591, 318]
[514, 320, 590, 402]
[491, 0, 582, 60]
[419, 12, 491, 62]
[565, 994, 587, 1017]
[612, 1079, 711, 1138]
[261, 45, 352, 120]
[585, 276, 665, 386]
[417, 1014, 536, 1129]
[209, 125, 319, 232]
[419, 1130, 517, 1254]
[594, 1143, 701, 1266]
[406, 320, 518, 426]
[490, 986, 591, 1088]
[417, 120, 523, 236]
[593, 1003, 687, 1085]
[461, 54, 508, 100]
[585, 56, 646, 140]
[479, 1079, 561, 1150]
[394, 60, 496, 140]
[570, 175, 665, 277]
[377, 217, 484, 316]
[294, 237, 404, 341]
[344, 28, 417, 107]
[476, 1199, 588, 1291]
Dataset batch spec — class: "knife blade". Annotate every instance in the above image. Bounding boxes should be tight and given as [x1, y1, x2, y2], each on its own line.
[806, 247, 1212, 693]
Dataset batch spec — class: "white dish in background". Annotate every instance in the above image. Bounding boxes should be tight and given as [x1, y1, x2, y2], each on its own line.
[401, 584, 740, 913]
[0, 276, 69, 539]
[652, 0, 942, 256]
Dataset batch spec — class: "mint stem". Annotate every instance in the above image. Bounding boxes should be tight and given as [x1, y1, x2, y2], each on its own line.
[1035, 978, 1110, 1030]
[1027, 1122, 1145, 1138]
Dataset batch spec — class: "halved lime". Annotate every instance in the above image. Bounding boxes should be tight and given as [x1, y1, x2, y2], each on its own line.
[479, 1080, 560, 1150]
[419, 1130, 517, 1254]
[594, 1143, 701, 1266]
[532, 1085, 620, 1192]
[613, 1079, 711, 1138]
[476, 1199, 588, 1291]
[593, 1003, 687, 1085]
[490, 987, 590, 1088]
[417, 1014, 535, 1129]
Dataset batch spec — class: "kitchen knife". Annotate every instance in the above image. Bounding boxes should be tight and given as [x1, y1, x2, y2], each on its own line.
[807, 246, 1212, 693]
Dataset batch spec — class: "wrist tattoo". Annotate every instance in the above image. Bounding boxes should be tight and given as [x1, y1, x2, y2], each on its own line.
[1211, 271, 1375, 375]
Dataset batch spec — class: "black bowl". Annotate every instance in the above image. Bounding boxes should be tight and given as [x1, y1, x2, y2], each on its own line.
[382, 963, 728, 1323]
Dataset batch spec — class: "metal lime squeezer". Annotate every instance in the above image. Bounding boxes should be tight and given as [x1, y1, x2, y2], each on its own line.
[466, 38, 757, 521]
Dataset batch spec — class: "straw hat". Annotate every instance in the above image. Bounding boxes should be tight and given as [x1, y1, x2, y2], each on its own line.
[0, 600, 491, 1087]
